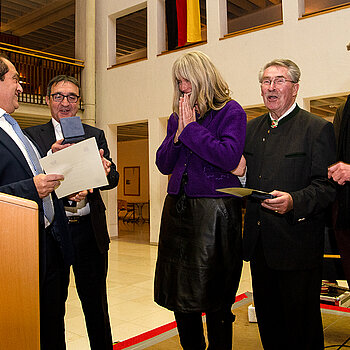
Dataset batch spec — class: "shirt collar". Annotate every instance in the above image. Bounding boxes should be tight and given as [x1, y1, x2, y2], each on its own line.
[51, 117, 61, 130]
[51, 117, 64, 140]
[0, 108, 7, 118]
[269, 102, 297, 122]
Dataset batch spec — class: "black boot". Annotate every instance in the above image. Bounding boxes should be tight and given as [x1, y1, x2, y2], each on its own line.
[174, 311, 206, 350]
[206, 308, 235, 350]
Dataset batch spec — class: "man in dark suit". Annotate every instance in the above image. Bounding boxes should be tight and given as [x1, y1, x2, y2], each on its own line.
[0, 55, 74, 349]
[25, 75, 119, 350]
[328, 98, 350, 288]
[241, 59, 336, 349]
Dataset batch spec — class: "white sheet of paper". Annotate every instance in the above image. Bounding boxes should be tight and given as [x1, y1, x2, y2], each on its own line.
[216, 187, 270, 197]
[39, 137, 108, 199]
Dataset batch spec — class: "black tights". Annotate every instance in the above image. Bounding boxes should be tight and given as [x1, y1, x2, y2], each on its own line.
[174, 307, 235, 350]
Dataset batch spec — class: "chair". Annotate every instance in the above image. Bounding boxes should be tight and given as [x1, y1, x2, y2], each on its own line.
[117, 200, 136, 223]
[117, 200, 128, 221]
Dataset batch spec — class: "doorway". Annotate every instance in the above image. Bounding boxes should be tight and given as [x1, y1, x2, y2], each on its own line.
[116, 122, 150, 244]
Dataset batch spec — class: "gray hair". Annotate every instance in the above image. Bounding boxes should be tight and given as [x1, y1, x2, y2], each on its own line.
[258, 59, 301, 83]
[46, 75, 81, 96]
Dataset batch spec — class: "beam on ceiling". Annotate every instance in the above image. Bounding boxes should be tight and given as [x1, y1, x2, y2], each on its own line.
[1, 0, 75, 36]
[230, 0, 256, 11]
[248, 0, 266, 8]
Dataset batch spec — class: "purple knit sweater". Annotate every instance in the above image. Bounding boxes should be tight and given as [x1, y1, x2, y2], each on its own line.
[156, 100, 246, 197]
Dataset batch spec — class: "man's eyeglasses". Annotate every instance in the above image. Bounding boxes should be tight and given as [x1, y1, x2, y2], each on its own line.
[50, 93, 80, 103]
[261, 77, 296, 86]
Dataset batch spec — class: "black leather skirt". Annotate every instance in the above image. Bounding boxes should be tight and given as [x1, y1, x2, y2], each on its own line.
[154, 194, 243, 313]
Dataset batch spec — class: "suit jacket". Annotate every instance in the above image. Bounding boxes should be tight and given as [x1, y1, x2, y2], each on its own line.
[25, 121, 119, 253]
[243, 106, 337, 270]
[0, 127, 72, 275]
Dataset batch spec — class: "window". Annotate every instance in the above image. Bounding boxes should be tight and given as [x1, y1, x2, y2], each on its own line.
[116, 7, 147, 65]
[164, 0, 206, 52]
[226, 0, 282, 36]
[303, 0, 350, 16]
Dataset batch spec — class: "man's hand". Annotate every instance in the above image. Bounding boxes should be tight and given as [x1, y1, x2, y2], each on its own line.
[99, 149, 111, 176]
[34, 173, 64, 198]
[328, 161, 350, 185]
[51, 139, 72, 153]
[231, 155, 246, 177]
[67, 189, 92, 202]
[261, 190, 293, 214]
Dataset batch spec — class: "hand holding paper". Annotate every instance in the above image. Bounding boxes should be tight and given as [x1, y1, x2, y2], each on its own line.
[67, 189, 92, 202]
[39, 137, 108, 199]
[33, 173, 65, 199]
[99, 149, 112, 176]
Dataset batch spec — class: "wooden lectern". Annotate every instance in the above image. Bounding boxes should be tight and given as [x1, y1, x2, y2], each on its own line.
[0, 192, 40, 350]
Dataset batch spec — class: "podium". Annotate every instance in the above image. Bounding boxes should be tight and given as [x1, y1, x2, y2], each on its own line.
[0, 192, 40, 350]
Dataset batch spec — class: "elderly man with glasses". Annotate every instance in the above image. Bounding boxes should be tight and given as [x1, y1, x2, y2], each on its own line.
[25, 75, 119, 350]
[237, 59, 337, 349]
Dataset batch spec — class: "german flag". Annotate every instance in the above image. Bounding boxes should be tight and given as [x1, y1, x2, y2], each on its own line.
[165, 0, 202, 50]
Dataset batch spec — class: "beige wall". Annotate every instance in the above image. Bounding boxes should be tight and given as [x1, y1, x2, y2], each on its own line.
[95, 0, 350, 243]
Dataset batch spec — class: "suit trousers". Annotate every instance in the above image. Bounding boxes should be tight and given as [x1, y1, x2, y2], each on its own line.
[40, 228, 70, 350]
[67, 216, 113, 350]
[250, 238, 324, 350]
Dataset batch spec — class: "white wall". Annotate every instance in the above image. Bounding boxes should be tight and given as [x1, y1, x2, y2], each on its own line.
[95, 0, 350, 243]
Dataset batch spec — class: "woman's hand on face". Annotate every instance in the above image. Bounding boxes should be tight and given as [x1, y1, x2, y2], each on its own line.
[174, 97, 185, 143]
[175, 94, 195, 143]
[181, 93, 196, 127]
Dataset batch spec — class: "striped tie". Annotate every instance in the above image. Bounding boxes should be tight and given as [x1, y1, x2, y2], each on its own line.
[4, 113, 55, 223]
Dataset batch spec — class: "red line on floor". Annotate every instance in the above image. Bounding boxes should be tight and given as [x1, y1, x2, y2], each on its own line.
[112, 292, 249, 349]
[113, 321, 177, 349]
[320, 303, 350, 313]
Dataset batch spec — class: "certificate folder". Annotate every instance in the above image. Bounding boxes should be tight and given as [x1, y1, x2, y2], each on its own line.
[217, 187, 275, 200]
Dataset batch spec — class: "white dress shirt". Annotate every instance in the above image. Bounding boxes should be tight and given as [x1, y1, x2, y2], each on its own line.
[51, 118, 90, 216]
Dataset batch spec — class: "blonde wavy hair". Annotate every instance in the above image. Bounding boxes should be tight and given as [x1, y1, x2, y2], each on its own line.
[172, 51, 231, 118]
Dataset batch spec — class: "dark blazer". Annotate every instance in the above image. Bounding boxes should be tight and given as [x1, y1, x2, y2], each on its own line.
[25, 121, 119, 253]
[0, 127, 72, 272]
[243, 106, 337, 270]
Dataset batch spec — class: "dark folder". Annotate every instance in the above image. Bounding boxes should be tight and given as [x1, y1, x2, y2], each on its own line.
[60, 116, 85, 144]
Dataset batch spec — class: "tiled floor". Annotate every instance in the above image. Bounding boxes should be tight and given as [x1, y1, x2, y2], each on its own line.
[65, 222, 252, 349]
[65, 222, 348, 349]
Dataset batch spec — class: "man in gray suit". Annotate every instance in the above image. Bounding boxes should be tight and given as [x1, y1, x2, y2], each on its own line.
[242, 59, 336, 349]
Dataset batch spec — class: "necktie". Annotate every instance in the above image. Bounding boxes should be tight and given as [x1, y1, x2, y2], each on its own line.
[4, 113, 55, 223]
[271, 119, 278, 128]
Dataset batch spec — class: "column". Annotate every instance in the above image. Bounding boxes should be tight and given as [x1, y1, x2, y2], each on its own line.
[82, 0, 96, 126]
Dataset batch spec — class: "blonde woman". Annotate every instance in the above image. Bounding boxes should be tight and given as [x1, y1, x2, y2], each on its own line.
[154, 51, 246, 349]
